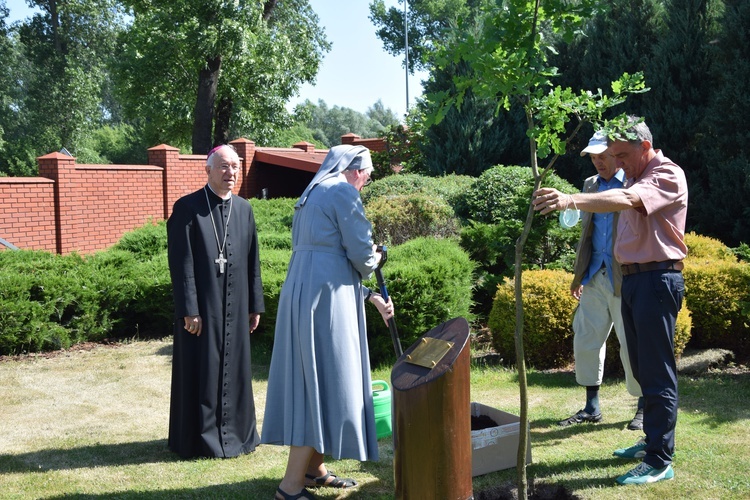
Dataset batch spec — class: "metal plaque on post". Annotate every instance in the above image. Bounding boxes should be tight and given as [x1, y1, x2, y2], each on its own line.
[405, 337, 454, 369]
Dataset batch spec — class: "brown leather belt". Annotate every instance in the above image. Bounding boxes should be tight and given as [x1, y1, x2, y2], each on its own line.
[621, 260, 684, 276]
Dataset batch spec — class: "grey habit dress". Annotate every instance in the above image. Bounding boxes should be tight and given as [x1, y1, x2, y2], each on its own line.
[261, 145, 380, 461]
[167, 186, 265, 458]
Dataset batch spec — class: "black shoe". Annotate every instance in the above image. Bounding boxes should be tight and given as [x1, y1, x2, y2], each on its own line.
[627, 408, 644, 431]
[558, 409, 602, 427]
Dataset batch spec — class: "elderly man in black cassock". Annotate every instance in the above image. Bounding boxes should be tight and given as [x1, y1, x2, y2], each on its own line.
[166, 144, 265, 458]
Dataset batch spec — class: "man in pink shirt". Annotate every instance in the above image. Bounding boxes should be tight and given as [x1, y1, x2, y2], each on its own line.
[532, 116, 687, 486]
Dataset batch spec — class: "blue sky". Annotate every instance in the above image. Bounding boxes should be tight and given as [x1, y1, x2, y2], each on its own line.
[5, 0, 427, 120]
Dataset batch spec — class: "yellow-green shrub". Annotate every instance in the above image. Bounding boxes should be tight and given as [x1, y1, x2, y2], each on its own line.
[684, 231, 736, 264]
[603, 302, 692, 376]
[490, 269, 694, 371]
[682, 231, 750, 360]
[488, 269, 578, 369]
[682, 260, 750, 359]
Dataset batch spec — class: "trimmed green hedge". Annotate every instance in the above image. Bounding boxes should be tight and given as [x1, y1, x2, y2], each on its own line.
[366, 193, 460, 246]
[363, 237, 475, 364]
[0, 198, 474, 367]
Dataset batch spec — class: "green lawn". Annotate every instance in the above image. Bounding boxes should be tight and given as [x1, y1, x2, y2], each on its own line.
[0, 339, 748, 499]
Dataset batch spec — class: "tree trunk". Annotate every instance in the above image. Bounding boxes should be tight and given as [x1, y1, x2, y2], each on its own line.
[262, 0, 278, 22]
[213, 96, 233, 148]
[192, 55, 222, 155]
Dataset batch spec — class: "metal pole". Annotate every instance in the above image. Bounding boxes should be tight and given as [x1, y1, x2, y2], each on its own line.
[375, 245, 403, 358]
[404, 0, 409, 114]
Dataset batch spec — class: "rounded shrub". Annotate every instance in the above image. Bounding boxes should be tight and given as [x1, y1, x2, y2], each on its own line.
[604, 301, 693, 377]
[490, 269, 695, 371]
[684, 231, 736, 264]
[361, 172, 475, 210]
[488, 269, 578, 369]
[366, 194, 460, 246]
[456, 166, 580, 319]
[682, 231, 750, 360]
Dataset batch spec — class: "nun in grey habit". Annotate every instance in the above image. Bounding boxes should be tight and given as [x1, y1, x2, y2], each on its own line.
[261, 145, 394, 500]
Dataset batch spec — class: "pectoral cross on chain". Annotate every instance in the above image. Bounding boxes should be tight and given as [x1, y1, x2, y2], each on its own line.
[215, 253, 227, 274]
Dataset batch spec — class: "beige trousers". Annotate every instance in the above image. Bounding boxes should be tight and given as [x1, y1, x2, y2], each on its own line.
[573, 267, 642, 397]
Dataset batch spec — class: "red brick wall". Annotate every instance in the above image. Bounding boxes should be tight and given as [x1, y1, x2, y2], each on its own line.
[0, 136, 380, 255]
[35, 152, 165, 254]
[0, 177, 56, 252]
[0, 140, 269, 255]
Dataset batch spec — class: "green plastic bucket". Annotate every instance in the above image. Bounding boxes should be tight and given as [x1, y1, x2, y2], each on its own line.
[372, 379, 392, 439]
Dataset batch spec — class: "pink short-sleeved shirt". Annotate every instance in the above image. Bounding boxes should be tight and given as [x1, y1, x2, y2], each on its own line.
[615, 150, 688, 265]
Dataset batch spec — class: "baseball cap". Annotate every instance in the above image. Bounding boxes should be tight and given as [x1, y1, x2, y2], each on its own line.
[580, 131, 608, 156]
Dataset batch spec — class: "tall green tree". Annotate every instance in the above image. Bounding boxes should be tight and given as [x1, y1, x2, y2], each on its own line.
[372, 0, 528, 176]
[369, 0, 480, 71]
[114, 0, 329, 154]
[419, 58, 525, 176]
[699, 0, 750, 245]
[0, 0, 123, 175]
[366, 99, 400, 130]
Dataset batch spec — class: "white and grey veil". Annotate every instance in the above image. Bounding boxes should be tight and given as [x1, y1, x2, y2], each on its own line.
[295, 144, 372, 209]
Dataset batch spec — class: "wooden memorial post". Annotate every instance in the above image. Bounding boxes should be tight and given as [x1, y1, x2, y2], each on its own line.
[391, 316, 472, 500]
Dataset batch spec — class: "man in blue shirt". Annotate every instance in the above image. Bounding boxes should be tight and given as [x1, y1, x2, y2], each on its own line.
[558, 131, 644, 430]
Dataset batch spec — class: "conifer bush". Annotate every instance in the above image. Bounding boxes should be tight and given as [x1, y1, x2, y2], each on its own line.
[363, 237, 475, 364]
[455, 165, 580, 319]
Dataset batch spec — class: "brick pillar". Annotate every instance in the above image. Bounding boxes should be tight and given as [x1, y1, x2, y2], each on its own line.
[292, 141, 316, 153]
[148, 144, 180, 219]
[37, 152, 76, 254]
[230, 138, 256, 199]
[340, 133, 360, 145]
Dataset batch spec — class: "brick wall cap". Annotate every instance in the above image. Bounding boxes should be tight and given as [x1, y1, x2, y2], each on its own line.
[147, 144, 180, 152]
[230, 138, 255, 146]
[38, 152, 76, 160]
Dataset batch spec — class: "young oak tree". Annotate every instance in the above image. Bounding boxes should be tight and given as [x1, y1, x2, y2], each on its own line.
[425, 1, 646, 496]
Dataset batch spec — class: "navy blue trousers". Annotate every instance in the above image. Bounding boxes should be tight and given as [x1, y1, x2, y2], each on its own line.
[621, 270, 684, 469]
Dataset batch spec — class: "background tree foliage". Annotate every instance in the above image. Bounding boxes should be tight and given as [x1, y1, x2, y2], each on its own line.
[1, 0, 749, 250]
[1, 0, 125, 175]
[292, 98, 399, 148]
[370, 0, 750, 250]
[370, 0, 528, 175]
[113, 0, 330, 154]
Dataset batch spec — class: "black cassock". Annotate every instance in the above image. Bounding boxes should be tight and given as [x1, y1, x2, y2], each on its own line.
[166, 186, 265, 458]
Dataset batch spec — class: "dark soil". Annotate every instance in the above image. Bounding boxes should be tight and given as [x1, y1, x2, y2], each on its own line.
[475, 480, 581, 500]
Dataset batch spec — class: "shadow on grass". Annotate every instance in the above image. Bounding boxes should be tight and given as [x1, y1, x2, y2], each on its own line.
[529, 456, 631, 491]
[43, 478, 395, 500]
[2, 438, 396, 500]
[0, 439, 176, 473]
